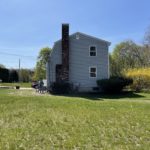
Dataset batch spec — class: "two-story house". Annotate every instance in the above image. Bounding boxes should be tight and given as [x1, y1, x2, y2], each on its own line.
[46, 24, 111, 92]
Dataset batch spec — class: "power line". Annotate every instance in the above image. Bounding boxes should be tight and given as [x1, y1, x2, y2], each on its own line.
[0, 48, 35, 51]
[0, 51, 37, 59]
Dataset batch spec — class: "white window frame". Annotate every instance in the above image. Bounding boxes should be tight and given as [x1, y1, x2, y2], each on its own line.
[89, 66, 97, 78]
[89, 45, 97, 57]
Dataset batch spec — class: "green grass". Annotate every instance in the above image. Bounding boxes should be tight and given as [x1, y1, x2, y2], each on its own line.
[0, 89, 150, 150]
[0, 82, 31, 88]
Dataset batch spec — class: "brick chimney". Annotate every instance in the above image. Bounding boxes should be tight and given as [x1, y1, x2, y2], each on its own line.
[61, 24, 69, 81]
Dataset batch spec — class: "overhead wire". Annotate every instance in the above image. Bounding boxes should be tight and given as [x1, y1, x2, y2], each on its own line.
[0, 51, 37, 59]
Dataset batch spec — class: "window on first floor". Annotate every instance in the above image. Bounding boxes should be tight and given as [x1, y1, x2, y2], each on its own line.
[89, 67, 97, 78]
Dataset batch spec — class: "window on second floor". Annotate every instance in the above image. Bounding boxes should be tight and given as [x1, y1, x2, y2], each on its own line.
[89, 46, 97, 56]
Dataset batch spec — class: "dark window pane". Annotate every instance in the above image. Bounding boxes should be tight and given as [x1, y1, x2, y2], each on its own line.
[90, 46, 96, 56]
[91, 68, 96, 72]
[90, 46, 96, 51]
[90, 73, 96, 77]
[90, 52, 96, 56]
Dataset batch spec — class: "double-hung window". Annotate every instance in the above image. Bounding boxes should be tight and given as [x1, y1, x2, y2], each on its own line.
[89, 67, 97, 78]
[89, 46, 97, 56]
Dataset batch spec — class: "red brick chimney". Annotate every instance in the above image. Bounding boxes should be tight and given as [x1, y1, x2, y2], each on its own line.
[61, 24, 69, 81]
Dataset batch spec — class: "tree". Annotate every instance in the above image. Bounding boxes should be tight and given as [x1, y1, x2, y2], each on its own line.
[110, 40, 146, 76]
[110, 25, 150, 76]
[33, 47, 52, 80]
[9, 69, 19, 82]
[144, 26, 150, 46]
[0, 64, 5, 68]
[33, 61, 46, 81]
[109, 54, 120, 76]
[38, 47, 51, 64]
[0, 68, 9, 82]
[19, 69, 33, 82]
[143, 26, 150, 66]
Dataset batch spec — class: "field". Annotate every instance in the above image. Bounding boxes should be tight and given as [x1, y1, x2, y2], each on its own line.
[0, 89, 150, 150]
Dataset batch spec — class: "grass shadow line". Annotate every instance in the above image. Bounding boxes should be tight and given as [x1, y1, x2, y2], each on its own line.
[60, 91, 145, 101]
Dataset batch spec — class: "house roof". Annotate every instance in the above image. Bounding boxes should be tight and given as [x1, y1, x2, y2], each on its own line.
[54, 32, 111, 46]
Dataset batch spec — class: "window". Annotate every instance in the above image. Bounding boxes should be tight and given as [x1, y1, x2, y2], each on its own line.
[89, 67, 97, 78]
[89, 46, 97, 56]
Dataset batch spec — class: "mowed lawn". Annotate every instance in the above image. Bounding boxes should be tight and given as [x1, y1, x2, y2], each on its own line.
[0, 89, 150, 150]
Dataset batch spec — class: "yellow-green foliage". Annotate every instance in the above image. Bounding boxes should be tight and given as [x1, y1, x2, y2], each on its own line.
[125, 68, 150, 91]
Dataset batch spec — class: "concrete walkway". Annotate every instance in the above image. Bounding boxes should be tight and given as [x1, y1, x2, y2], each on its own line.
[20, 87, 33, 90]
[0, 86, 14, 89]
[0, 86, 33, 90]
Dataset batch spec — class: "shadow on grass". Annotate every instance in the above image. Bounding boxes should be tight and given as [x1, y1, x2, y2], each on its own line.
[62, 91, 145, 101]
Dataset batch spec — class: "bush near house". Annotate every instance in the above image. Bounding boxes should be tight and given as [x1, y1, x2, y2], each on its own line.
[125, 68, 150, 92]
[97, 76, 133, 93]
[50, 82, 72, 94]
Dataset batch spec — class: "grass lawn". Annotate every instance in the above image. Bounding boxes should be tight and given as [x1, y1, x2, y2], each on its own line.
[0, 89, 150, 150]
[0, 82, 31, 88]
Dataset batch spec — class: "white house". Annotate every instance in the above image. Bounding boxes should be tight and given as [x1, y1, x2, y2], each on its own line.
[46, 24, 111, 92]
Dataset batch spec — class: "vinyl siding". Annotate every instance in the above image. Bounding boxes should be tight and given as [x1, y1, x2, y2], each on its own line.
[49, 42, 62, 84]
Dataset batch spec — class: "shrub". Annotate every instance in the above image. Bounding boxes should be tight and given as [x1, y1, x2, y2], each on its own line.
[50, 82, 72, 94]
[125, 68, 150, 92]
[97, 76, 133, 93]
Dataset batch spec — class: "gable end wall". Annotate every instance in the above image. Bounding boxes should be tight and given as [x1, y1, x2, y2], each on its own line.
[48, 33, 109, 92]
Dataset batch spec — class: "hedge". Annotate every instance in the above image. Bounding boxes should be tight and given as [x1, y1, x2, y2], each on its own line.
[97, 76, 133, 93]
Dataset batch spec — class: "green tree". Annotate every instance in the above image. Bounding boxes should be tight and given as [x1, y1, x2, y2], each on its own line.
[109, 54, 119, 76]
[33, 47, 52, 80]
[110, 40, 144, 76]
[0, 68, 9, 82]
[0, 64, 5, 68]
[9, 69, 19, 82]
[144, 26, 150, 46]
[143, 26, 150, 66]
[20, 69, 33, 82]
[110, 26, 150, 76]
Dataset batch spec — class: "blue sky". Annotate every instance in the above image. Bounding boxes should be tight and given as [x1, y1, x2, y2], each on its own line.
[0, 0, 150, 69]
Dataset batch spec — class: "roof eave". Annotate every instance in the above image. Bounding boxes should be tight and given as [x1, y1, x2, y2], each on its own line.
[54, 32, 111, 45]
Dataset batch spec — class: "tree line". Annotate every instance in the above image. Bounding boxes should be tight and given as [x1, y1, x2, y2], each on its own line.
[0, 66, 34, 83]
[0, 47, 51, 83]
